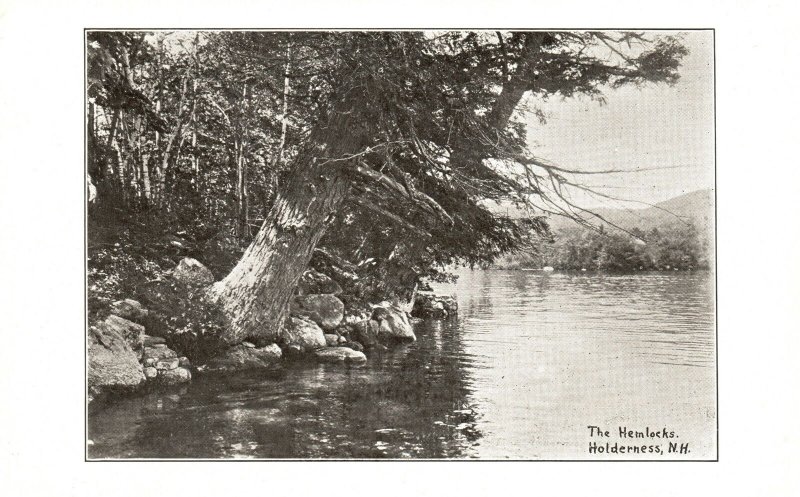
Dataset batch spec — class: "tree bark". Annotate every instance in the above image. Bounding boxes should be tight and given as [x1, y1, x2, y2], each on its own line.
[236, 83, 250, 240]
[110, 137, 127, 206]
[141, 151, 151, 201]
[487, 33, 545, 133]
[207, 114, 362, 345]
[87, 102, 99, 182]
[191, 81, 199, 183]
[208, 158, 349, 344]
[235, 139, 249, 239]
[106, 109, 120, 149]
[446, 33, 546, 197]
[155, 73, 190, 208]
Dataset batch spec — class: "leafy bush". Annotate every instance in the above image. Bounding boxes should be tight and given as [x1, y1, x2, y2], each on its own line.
[87, 245, 167, 323]
[135, 279, 228, 363]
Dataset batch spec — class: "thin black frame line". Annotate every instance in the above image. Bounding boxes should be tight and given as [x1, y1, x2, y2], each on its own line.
[85, 27, 715, 32]
[84, 27, 718, 462]
[92, 459, 718, 462]
[84, 28, 89, 463]
[713, 28, 719, 462]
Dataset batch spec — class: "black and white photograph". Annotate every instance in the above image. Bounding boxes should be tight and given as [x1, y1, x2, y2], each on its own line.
[85, 29, 715, 460]
[2, 0, 800, 494]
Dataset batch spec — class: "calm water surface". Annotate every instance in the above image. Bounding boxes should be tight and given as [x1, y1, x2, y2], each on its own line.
[88, 270, 716, 459]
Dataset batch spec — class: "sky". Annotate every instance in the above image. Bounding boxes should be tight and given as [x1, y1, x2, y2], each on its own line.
[523, 31, 714, 210]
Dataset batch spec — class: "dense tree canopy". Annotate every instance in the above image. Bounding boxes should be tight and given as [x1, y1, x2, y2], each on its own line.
[87, 30, 688, 341]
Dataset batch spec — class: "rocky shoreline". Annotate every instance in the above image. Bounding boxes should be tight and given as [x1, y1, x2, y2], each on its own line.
[88, 257, 458, 406]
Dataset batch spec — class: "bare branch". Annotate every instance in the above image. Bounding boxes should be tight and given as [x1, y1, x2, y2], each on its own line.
[351, 161, 454, 226]
[352, 195, 432, 238]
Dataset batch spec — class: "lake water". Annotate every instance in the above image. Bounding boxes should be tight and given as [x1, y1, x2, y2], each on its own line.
[87, 270, 716, 459]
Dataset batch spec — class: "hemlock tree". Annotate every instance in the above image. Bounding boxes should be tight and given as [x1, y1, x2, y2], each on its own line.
[200, 31, 688, 344]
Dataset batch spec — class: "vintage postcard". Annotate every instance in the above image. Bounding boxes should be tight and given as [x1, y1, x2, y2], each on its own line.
[84, 29, 716, 460]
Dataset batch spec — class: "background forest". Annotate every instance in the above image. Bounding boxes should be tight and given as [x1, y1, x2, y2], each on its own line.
[494, 189, 713, 271]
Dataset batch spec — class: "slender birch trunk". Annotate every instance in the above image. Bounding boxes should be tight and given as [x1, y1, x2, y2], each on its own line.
[111, 137, 126, 206]
[141, 151, 152, 201]
[236, 83, 250, 239]
[236, 139, 249, 239]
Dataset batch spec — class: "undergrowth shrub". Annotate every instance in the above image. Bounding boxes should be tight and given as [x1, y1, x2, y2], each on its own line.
[135, 279, 228, 364]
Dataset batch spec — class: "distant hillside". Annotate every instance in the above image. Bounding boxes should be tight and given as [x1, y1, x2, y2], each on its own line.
[549, 189, 715, 233]
[491, 189, 715, 271]
[520, 190, 714, 236]
[485, 188, 715, 235]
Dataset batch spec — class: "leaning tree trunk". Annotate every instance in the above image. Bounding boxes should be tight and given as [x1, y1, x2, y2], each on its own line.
[206, 34, 546, 346]
[207, 115, 361, 345]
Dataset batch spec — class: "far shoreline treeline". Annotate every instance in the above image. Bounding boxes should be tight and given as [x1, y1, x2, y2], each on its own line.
[493, 221, 712, 272]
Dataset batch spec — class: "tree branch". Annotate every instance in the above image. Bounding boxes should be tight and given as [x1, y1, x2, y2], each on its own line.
[352, 195, 431, 238]
[351, 161, 454, 226]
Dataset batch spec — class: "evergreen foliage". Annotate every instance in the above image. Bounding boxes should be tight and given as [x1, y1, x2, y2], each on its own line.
[87, 31, 688, 305]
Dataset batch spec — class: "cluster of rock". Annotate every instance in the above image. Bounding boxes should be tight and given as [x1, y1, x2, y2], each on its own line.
[284, 270, 369, 363]
[89, 257, 461, 401]
[412, 291, 459, 319]
[342, 301, 417, 349]
[141, 335, 192, 385]
[88, 298, 191, 403]
[169, 260, 456, 367]
[172, 257, 215, 287]
[203, 342, 283, 372]
[286, 269, 436, 359]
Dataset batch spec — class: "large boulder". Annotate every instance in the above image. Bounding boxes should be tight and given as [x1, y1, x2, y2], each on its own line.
[282, 316, 326, 353]
[350, 320, 380, 349]
[290, 294, 344, 331]
[158, 367, 192, 385]
[155, 358, 180, 371]
[141, 343, 191, 386]
[204, 343, 282, 372]
[101, 314, 145, 360]
[108, 299, 149, 324]
[143, 343, 178, 362]
[412, 291, 458, 319]
[297, 269, 342, 295]
[324, 333, 346, 347]
[313, 347, 367, 364]
[341, 340, 364, 352]
[88, 325, 146, 395]
[143, 335, 166, 347]
[173, 257, 214, 287]
[349, 304, 415, 349]
[370, 302, 416, 341]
